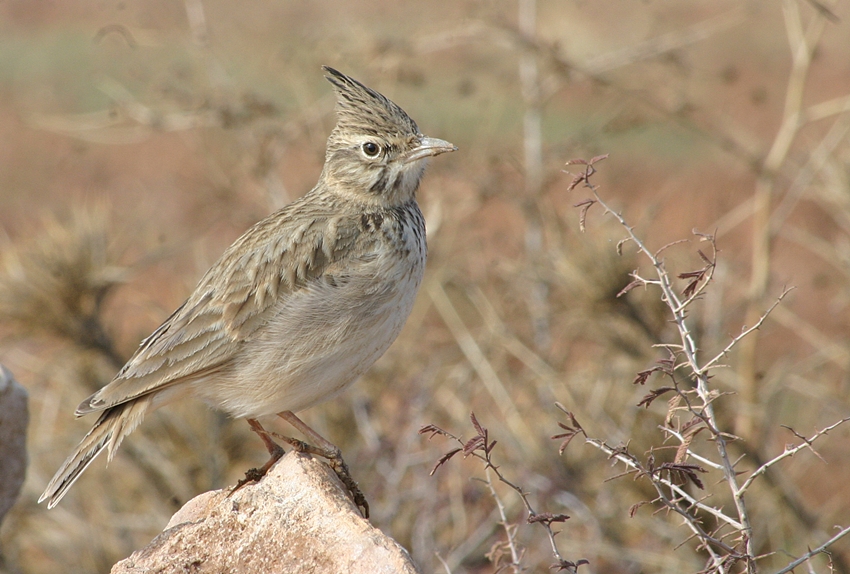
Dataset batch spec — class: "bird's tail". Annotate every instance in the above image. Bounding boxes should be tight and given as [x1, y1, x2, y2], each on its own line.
[39, 398, 150, 509]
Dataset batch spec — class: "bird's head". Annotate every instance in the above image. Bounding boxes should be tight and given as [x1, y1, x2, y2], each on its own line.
[321, 66, 455, 206]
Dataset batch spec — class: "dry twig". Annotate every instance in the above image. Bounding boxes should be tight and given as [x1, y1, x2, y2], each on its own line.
[422, 414, 588, 573]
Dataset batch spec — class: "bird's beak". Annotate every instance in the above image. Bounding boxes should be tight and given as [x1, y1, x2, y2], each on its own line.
[403, 137, 457, 164]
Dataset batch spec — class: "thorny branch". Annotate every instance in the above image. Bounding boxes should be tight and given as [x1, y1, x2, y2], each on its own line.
[421, 413, 588, 573]
[701, 290, 795, 373]
[554, 405, 742, 564]
[561, 156, 849, 573]
[566, 155, 755, 572]
[772, 524, 850, 574]
[738, 417, 850, 496]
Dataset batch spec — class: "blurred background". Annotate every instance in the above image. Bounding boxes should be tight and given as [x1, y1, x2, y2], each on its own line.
[1, 0, 849, 572]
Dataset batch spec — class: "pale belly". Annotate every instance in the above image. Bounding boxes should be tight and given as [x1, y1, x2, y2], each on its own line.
[196, 253, 424, 418]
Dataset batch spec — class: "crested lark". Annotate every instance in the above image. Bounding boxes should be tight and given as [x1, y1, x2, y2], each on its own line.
[40, 67, 455, 513]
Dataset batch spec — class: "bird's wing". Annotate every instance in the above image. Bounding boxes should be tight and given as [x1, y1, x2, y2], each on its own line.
[77, 199, 364, 415]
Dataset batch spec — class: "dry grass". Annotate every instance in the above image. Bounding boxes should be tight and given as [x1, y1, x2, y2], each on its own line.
[1, 1, 850, 573]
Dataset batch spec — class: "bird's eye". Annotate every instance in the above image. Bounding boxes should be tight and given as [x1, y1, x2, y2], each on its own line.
[361, 142, 381, 158]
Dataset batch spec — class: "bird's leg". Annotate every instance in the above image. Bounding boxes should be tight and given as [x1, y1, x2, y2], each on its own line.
[273, 410, 369, 518]
[230, 418, 285, 495]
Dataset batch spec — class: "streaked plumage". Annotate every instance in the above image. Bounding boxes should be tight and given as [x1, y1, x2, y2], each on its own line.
[40, 66, 455, 508]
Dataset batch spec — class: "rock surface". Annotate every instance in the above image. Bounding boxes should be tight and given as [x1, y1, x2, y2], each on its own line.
[111, 451, 421, 574]
[0, 364, 28, 529]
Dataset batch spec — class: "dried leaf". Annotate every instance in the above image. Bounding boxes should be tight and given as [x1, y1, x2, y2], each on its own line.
[683, 280, 700, 297]
[552, 410, 586, 454]
[617, 279, 643, 298]
[665, 393, 683, 427]
[470, 412, 486, 436]
[678, 270, 706, 280]
[429, 448, 462, 475]
[419, 424, 449, 439]
[628, 500, 649, 518]
[680, 416, 704, 435]
[566, 410, 582, 430]
[632, 367, 662, 385]
[637, 386, 675, 408]
[552, 431, 579, 455]
[674, 436, 693, 465]
[463, 435, 486, 456]
[656, 358, 675, 374]
[656, 462, 707, 489]
[567, 174, 586, 191]
[564, 154, 607, 194]
[573, 198, 596, 231]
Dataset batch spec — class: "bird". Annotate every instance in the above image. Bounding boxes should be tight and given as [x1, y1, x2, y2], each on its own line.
[40, 66, 456, 514]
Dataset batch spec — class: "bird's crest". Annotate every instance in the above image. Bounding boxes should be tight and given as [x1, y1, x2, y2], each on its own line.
[323, 66, 418, 138]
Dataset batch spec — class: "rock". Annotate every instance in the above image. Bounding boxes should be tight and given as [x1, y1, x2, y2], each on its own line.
[0, 364, 28, 529]
[111, 451, 421, 574]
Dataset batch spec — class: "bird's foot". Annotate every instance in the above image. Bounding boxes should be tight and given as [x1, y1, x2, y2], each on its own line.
[267, 430, 369, 518]
[230, 419, 286, 496]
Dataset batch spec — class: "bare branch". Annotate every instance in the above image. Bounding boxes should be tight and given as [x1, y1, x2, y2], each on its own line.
[702, 287, 796, 372]
[738, 417, 850, 495]
[772, 524, 850, 574]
